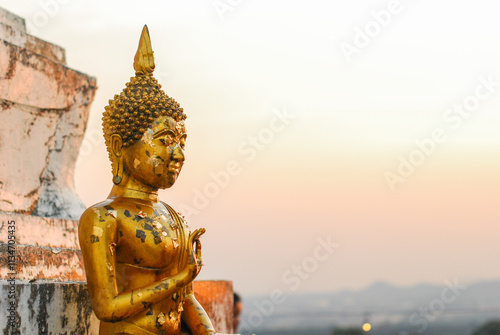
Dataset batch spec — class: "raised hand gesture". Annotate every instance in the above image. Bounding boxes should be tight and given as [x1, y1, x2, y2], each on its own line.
[184, 228, 206, 281]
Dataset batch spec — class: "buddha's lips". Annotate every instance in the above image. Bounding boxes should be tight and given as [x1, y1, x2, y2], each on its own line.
[167, 163, 182, 174]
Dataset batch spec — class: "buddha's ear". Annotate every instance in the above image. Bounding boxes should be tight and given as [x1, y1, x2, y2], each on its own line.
[110, 134, 123, 158]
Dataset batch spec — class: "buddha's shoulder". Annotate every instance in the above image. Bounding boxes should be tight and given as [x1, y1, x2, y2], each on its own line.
[79, 200, 134, 237]
[80, 199, 159, 224]
[79, 200, 113, 227]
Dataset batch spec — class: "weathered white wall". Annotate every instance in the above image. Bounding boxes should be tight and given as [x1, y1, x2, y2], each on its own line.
[0, 7, 99, 334]
[0, 7, 96, 220]
[0, 281, 99, 334]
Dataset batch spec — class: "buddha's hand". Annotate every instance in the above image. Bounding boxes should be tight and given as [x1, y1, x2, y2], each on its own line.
[185, 228, 206, 281]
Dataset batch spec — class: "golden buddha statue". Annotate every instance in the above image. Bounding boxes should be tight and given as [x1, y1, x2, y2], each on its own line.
[79, 26, 216, 335]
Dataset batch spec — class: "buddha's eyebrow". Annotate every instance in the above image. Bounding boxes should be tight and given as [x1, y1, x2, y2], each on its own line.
[153, 128, 177, 138]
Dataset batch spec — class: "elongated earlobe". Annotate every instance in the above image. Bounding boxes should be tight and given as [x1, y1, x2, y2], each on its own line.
[110, 134, 123, 185]
[113, 159, 123, 185]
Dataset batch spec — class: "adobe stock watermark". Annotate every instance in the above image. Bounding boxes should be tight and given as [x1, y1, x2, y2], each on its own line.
[238, 235, 340, 333]
[25, 0, 72, 35]
[177, 107, 295, 219]
[212, 0, 244, 21]
[385, 74, 499, 191]
[399, 278, 467, 335]
[339, 0, 406, 64]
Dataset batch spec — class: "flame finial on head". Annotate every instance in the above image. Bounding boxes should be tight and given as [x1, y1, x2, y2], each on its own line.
[134, 25, 155, 75]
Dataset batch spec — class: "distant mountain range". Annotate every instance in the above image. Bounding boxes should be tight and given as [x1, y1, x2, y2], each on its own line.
[238, 279, 500, 335]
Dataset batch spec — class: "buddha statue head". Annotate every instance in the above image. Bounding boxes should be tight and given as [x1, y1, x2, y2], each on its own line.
[102, 25, 187, 190]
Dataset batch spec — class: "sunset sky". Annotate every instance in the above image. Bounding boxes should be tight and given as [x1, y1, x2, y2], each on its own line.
[3, 0, 500, 296]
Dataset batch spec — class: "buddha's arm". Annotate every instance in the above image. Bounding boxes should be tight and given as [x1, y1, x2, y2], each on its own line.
[182, 283, 216, 335]
[79, 207, 194, 322]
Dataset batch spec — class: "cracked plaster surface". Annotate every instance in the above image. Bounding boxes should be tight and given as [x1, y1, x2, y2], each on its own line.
[0, 17, 96, 219]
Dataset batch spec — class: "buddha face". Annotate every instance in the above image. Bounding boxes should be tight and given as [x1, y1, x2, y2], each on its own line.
[121, 115, 186, 190]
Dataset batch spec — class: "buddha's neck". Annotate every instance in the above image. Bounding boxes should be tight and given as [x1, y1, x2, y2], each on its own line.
[108, 178, 159, 203]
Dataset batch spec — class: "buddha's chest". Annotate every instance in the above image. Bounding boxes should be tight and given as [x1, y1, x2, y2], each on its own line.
[114, 204, 190, 270]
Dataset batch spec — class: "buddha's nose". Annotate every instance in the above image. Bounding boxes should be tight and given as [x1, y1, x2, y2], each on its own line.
[171, 144, 185, 163]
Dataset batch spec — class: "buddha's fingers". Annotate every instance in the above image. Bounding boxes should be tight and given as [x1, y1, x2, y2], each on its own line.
[195, 238, 202, 266]
[188, 228, 206, 245]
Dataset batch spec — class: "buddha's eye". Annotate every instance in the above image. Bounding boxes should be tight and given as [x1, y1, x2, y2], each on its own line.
[166, 130, 175, 139]
[159, 130, 175, 146]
